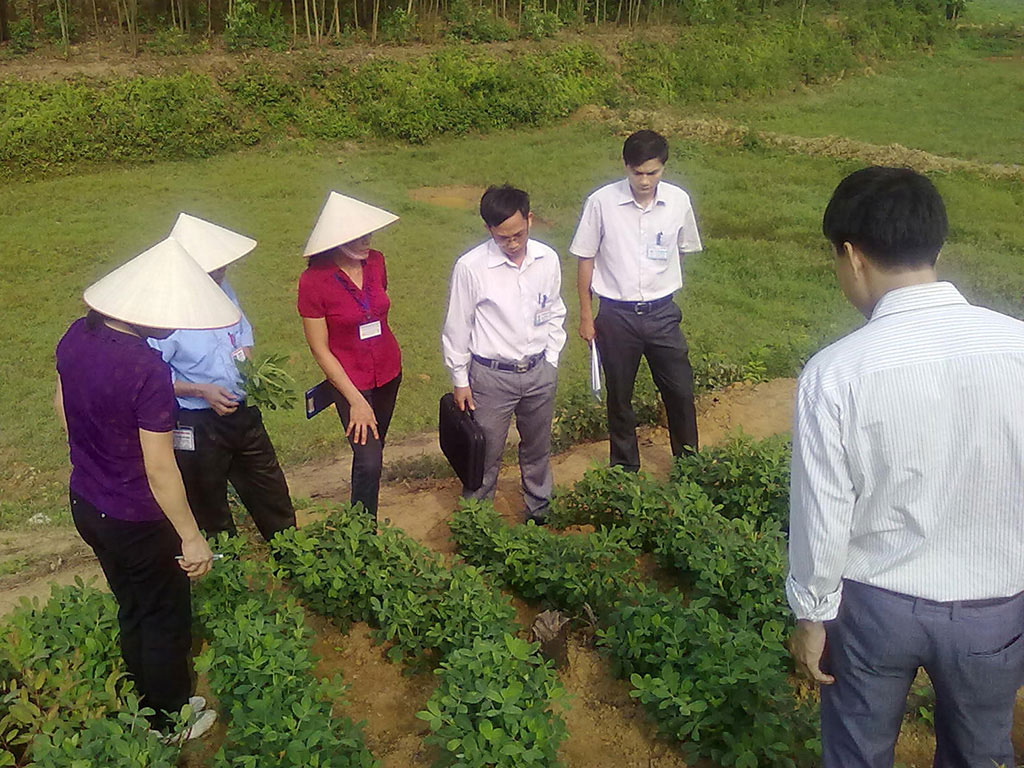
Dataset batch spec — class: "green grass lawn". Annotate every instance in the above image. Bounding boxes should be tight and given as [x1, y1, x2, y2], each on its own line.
[707, 37, 1024, 166]
[2, 3, 1023, 529]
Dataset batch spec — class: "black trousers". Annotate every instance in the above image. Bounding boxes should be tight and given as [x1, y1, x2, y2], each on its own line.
[594, 297, 698, 471]
[333, 372, 401, 522]
[70, 491, 192, 730]
[175, 405, 296, 542]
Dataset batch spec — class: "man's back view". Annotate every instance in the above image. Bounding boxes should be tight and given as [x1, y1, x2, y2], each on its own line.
[786, 166, 1024, 767]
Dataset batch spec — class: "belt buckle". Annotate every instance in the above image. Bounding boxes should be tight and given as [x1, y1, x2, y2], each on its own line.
[634, 301, 650, 315]
[514, 360, 529, 373]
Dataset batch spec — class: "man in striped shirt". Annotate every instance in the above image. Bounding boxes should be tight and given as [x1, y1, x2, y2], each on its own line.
[787, 167, 1024, 767]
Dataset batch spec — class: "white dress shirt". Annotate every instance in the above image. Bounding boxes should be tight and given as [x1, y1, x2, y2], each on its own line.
[787, 282, 1024, 622]
[441, 238, 567, 388]
[569, 179, 702, 302]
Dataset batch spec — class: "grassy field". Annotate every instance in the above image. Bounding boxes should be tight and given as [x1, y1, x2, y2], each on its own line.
[708, 27, 1024, 165]
[1, 6, 1022, 529]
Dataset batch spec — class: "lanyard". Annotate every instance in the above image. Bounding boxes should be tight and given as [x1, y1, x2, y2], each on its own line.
[334, 268, 373, 321]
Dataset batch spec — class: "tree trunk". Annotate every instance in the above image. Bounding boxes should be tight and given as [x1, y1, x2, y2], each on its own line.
[371, 0, 378, 42]
[291, 0, 297, 43]
[0, 0, 9, 42]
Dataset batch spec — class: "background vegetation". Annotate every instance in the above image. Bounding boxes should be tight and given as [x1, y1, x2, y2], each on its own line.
[0, 1, 1021, 532]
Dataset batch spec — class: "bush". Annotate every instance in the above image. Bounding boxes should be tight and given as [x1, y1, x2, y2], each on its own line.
[445, 0, 515, 41]
[225, 0, 290, 51]
[520, 0, 561, 40]
[380, 6, 418, 42]
[7, 18, 35, 53]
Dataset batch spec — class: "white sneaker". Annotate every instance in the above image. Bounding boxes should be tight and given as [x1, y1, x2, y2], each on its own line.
[152, 708, 218, 745]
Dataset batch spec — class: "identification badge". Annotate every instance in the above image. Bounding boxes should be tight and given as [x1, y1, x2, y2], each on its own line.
[646, 244, 670, 261]
[534, 310, 553, 326]
[172, 427, 195, 452]
[231, 347, 246, 362]
[359, 320, 382, 340]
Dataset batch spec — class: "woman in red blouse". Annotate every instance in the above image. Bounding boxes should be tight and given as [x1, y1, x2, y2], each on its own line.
[298, 193, 402, 522]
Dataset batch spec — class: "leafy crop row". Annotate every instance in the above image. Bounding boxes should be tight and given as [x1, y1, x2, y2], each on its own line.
[0, 582, 181, 767]
[191, 534, 376, 768]
[450, 435, 817, 766]
[271, 506, 567, 767]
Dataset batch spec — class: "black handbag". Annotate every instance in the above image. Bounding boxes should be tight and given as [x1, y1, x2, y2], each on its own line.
[438, 392, 486, 491]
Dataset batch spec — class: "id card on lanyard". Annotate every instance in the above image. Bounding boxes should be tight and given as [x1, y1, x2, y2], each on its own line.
[335, 271, 382, 340]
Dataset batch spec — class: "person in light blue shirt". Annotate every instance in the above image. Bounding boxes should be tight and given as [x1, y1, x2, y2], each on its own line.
[153, 279, 254, 411]
[149, 215, 296, 542]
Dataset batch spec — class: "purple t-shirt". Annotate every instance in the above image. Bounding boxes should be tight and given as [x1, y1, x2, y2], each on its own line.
[55, 318, 177, 522]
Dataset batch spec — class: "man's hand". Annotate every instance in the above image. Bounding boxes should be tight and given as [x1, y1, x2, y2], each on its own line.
[198, 383, 239, 416]
[346, 396, 379, 445]
[788, 619, 835, 685]
[578, 317, 596, 343]
[454, 386, 475, 412]
[178, 534, 214, 580]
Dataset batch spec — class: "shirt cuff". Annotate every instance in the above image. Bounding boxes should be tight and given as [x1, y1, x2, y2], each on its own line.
[450, 366, 470, 389]
[785, 574, 843, 622]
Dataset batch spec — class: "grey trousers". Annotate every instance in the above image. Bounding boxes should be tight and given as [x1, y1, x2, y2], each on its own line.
[465, 358, 557, 515]
[821, 579, 1024, 768]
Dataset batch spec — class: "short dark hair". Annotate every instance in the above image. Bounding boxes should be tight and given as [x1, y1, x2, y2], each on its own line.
[479, 185, 530, 228]
[623, 130, 669, 167]
[822, 167, 948, 269]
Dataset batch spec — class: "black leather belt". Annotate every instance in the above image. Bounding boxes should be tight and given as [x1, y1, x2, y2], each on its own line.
[471, 353, 544, 373]
[599, 295, 673, 315]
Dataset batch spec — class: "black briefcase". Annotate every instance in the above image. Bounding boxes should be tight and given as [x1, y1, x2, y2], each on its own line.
[438, 393, 486, 492]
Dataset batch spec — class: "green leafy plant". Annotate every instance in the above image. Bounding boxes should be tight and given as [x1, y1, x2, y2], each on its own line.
[191, 534, 376, 768]
[237, 353, 298, 411]
[0, 582, 182, 767]
[271, 503, 568, 766]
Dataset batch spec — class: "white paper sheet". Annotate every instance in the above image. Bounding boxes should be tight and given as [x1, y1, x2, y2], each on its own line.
[590, 341, 602, 400]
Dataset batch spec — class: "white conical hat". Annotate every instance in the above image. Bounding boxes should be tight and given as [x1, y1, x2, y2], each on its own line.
[170, 213, 257, 273]
[83, 238, 242, 330]
[303, 192, 399, 257]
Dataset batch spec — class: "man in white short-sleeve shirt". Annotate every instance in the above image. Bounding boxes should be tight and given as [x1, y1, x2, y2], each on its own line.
[570, 130, 702, 470]
[442, 185, 567, 523]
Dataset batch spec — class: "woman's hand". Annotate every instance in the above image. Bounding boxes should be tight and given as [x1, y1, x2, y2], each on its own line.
[346, 395, 379, 445]
[178, 534, 214, 580]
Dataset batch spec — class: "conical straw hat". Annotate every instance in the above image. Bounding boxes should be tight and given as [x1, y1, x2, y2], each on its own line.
[303, 192, 399, 257]
[170, 213, 258, 273]
[84, 238, 242, 330]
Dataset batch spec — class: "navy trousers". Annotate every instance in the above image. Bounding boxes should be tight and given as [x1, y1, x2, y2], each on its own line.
[593, 297, 697, 471]
[822, 579, 1024, 768]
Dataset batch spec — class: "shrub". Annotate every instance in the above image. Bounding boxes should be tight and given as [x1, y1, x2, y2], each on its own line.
[0, 583, 181, 767]
[225, 0, 290, 51]
[519, 0, 561, 40]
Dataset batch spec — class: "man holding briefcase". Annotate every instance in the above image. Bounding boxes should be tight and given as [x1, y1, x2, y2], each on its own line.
[441, 185, 567, 524]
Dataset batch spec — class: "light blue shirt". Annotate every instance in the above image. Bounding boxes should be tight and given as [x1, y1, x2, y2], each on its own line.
[149, 280, 255, 410]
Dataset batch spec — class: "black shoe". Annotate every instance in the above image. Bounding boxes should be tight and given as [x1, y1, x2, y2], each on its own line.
[525, 509, 548, 526]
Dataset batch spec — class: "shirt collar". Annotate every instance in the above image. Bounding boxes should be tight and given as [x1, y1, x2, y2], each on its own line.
[869, 281, 968, 322]
[486, 239, 542, 269]
[614, 178, 665, 209]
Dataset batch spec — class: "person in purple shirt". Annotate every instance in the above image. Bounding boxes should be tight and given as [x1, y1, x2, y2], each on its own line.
[54, 237, 239, 742]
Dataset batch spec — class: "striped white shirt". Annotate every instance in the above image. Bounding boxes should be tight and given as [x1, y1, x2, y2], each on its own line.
[787, 282, 1024, 622]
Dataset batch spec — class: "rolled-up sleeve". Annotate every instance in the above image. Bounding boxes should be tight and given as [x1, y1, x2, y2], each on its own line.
[786, 373, 856, 622]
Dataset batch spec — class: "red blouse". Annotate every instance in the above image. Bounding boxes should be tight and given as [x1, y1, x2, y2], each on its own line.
[297, 250, 402, 391]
